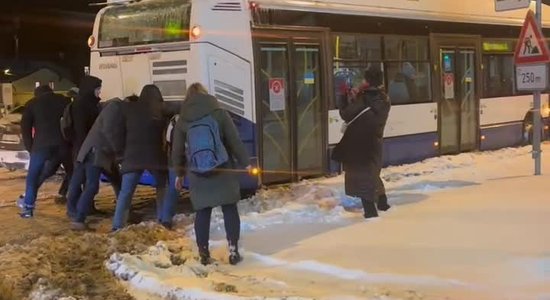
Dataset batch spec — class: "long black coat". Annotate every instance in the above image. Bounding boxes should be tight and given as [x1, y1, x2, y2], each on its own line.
[21, 91, 70, 153]
[71, 76, 102, 155]
[332, 88, 390, 201]
[118, 95, 167, 174]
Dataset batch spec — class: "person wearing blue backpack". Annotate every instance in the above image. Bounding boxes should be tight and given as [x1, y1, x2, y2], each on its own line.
[172, 83, 250, 266]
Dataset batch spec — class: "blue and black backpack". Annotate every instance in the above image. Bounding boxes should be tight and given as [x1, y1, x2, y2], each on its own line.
[186, 114, 229, 175]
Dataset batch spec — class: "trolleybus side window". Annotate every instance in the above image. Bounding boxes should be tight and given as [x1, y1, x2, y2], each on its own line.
[384, 36, 431, 105]
[332, 34, 383, 109]
[98, 0, 192, 48]
[481, 39, 516, 98]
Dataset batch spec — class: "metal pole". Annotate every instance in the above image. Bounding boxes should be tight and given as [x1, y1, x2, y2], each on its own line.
[534, 0, 543, 175]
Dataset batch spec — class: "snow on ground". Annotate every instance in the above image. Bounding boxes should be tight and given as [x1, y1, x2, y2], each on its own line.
[104, 145, 550, 299]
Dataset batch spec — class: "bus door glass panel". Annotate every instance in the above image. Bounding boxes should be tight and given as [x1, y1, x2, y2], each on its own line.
[258, 43, 292, 184]
[293, 44, 323, 176]
[439, 49, 460, 154]
[457, 49, 477, 152]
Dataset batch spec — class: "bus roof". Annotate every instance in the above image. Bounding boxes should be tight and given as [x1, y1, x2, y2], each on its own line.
[251, 0, 550, 28]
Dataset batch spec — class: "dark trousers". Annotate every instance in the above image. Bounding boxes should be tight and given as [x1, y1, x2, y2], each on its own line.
[67, 153, 121, 221]
[67, 156, 101, 222]
[38, 148, 73, 197]
[24, 146, 70, 208]
[194, 204, 240, 253]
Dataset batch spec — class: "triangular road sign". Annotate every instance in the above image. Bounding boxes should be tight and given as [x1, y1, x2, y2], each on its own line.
[515, 10, 550, 65]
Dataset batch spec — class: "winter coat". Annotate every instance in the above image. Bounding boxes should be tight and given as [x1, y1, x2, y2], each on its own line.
[76, 98, 124, 171]
[118, 91, 167, 174]
[21, 90, 70, 153]
[172, 93, 249, 211]
[332, 87, 390, 200]
[71, 76, 102, 155]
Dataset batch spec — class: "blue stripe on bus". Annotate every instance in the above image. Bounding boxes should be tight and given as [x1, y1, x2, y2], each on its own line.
[383, 132, 439, 167]
[480, 122, 523, 151]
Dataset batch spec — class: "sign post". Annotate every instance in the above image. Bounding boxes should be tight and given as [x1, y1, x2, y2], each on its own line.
[534, 0, 543, 176]
[514, 3, 549, 175]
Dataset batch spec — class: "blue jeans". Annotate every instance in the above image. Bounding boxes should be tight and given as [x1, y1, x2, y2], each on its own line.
[66, 152, 102, 222]
[24, 147, 61, 208]
[112, 170, 167, 230]
[160, 169, 179, 225]
[67, 153, 122, 219]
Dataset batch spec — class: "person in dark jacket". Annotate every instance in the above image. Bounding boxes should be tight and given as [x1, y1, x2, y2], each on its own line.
[17, 87, 74, 207]
[19, 85, 71, 218]
[332, 67, 391, 219]
[71, 76, 102, 158]
[35, 90, 78, 204]
[67, 98, 124, 230]
[172, 82, 250, 266]
[112, 85, 169, 231]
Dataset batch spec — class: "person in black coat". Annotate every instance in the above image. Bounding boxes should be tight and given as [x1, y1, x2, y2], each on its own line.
[71, 76, 102, 158]
[332, 67, 391, 219]
[112, 85, 168, 231]
[17, 87, 74, 206]
[19, 85, 71, 218]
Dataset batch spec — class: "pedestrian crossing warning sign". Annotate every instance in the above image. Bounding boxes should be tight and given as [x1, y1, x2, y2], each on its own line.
[515, 10, 550, 65]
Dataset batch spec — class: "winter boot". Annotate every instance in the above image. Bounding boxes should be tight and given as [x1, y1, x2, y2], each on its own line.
[228, 243, 242, 265]
[198, 247, 212, 266]
[361, 199, 379, 219]
[376, 194, 391, 211]
[19, 207, 34, 219]
[70, 221, 89, 231]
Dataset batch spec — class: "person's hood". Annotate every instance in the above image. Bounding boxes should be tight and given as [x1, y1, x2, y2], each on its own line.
[180, 93, 220, 122]
[139, 85, 164, 120]
[78, 76, 102, 102]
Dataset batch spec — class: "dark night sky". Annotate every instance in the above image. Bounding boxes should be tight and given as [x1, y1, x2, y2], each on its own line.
[0, 1, 101, 83]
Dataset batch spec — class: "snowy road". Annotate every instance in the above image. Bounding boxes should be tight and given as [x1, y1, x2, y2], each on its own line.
[107, 145, 550, 300]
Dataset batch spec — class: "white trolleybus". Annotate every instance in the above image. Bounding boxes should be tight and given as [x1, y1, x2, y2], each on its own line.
[89, 0, 550, 188]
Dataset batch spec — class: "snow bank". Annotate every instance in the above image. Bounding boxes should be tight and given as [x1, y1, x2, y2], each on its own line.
[113, 145, 547, 300]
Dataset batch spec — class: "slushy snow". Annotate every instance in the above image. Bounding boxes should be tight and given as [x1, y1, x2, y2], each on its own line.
[106, 145, 549, 300]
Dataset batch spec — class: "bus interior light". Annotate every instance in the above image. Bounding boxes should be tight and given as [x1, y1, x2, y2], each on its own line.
[191, 26, 201, 39]
[249, 1, 259, 9]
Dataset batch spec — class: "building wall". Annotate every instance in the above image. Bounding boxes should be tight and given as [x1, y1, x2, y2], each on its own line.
[10, 68, 75, 106]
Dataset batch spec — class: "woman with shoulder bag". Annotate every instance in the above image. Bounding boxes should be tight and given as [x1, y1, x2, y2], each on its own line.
[332, 67, 391, 219]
